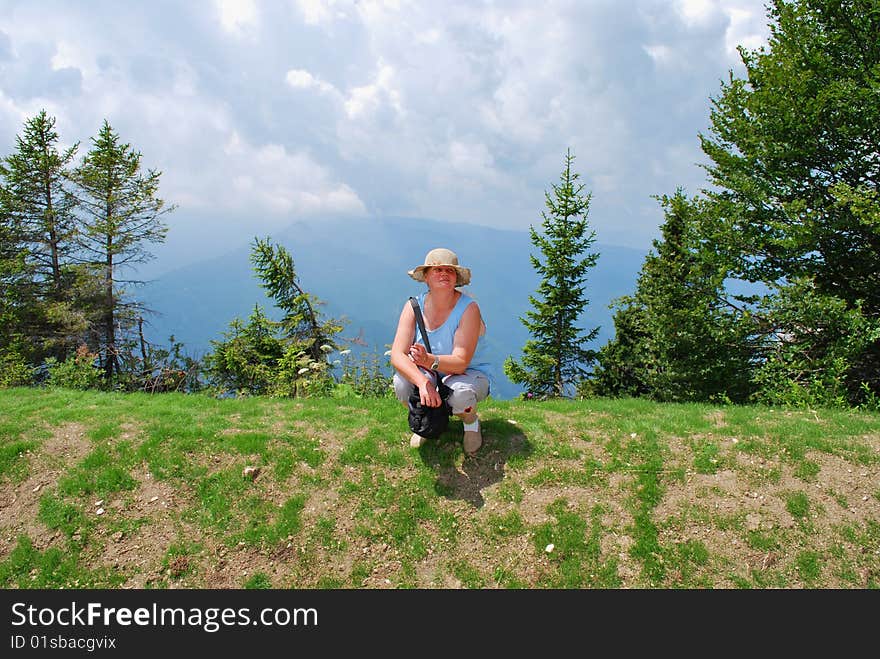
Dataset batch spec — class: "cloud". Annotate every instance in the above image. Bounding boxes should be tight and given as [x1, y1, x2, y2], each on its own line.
[154, 129, 365, 223]
[295, 0, 351, 26]
[285, 68, 337, 95]
[344, 60, 403, 119]
[0, 0, 772, 257]
[214, 0, 259, 36]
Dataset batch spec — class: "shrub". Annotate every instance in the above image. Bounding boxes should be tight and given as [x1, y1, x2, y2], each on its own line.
[0, 347, 34, 387]
[45, 345, 103, 390]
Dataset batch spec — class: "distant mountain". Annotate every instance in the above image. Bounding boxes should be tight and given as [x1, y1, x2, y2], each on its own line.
[140, 216, 647, 399]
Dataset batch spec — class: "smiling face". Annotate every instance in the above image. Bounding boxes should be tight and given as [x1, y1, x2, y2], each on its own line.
[425, 265, 458, 289]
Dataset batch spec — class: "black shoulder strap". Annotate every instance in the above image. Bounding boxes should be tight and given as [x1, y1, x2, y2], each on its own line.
[409, 296, 432, 354]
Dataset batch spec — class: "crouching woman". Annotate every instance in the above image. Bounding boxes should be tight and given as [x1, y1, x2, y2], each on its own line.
[390, 248, 491, 456]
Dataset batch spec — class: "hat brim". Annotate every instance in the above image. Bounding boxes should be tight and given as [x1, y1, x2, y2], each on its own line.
[408, 264, 471, 287]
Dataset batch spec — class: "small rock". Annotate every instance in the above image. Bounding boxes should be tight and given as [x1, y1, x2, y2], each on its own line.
[545, 543, 555, 553]
[96, 508, 105, 515]
[95, 500, 104, 507]
[243, 465, 261, 480]
[112, 531, 124, 542]
[32, 484, 41, 493]
[150, 496, 159, 502]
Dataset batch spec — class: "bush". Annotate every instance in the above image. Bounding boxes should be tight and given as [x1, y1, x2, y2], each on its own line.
[45, 346, 103, 390]
[750, 279, 880, 408]
[0, 347, 34, 387]
[334, 349, 393, 398]
[268, 346, 334, 398]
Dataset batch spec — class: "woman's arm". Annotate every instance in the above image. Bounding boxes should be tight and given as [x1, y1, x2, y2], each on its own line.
[440, 301, 482, 375]
[390, 301, 442, 407]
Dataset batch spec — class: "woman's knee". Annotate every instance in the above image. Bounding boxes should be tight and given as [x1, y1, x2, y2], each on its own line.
[447, 386, 477, 415]
[392, 373, 411, 404]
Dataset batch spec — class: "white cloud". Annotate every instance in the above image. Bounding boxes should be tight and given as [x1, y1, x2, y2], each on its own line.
[295, 0, 351, 26]
[725, 5, 768, 55]
[643, 43, 673, 65]
[675, 0, 716, 26]
[285, 68, 337, 95]
[216, 131, 366, 218]
[428, 140, 502, 192]
[344, 61, 403, 119]
[0, 0, 775, 255]
[672, 0, 769, 57]
[215, 0, 259, 36]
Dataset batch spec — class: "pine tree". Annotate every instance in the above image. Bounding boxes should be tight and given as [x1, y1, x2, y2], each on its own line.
[592, 191, 754, 402]
[203, 237, 344, 397]
[249, 236, 343, 362]
[0, 185, 38, 381]
[0, 110, 83, 363]
[504, 149, 600, 398]
[70, 120, 175, 382]
[2, 110, 79, 296]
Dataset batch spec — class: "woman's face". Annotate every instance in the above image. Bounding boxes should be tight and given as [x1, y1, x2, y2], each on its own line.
[426, 266, 457, 288]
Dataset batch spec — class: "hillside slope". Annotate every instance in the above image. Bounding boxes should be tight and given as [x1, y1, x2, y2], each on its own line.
[1, 388, 878, 590]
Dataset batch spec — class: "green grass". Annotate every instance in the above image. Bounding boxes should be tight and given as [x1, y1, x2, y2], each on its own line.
[0, 386, 878, 589]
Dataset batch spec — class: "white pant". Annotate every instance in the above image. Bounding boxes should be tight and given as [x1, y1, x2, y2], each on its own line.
[393, 368, 490, 415]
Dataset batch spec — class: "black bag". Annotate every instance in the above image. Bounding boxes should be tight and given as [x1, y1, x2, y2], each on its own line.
[407, 297, 452, 439]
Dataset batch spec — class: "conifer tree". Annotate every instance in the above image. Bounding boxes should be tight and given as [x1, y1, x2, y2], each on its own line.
[0, 110, 82, 362]
[70, 120, 175, 382]
[504, 149, 600, 398]
[250, 236, 343, 362]
[592, 191, 753, 402]
[2, 110, 79, 296]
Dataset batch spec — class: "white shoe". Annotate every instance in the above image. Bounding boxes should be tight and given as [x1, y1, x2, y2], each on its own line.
[410, 433, 427, 448]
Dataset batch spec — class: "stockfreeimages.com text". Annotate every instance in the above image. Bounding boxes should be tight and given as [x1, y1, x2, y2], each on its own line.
[10, 601, 317, 633]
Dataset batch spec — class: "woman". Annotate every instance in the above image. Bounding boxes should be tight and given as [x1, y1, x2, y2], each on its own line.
[391, 248, 491, 456]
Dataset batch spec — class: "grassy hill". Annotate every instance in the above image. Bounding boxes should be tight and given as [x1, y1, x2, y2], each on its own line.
[0, 387, 878, 589]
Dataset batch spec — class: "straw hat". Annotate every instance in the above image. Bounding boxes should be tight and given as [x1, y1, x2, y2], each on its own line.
[408, 248, 471, 286]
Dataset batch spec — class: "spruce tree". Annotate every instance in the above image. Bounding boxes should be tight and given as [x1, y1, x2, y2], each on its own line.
[70, 120, 175, 382]
[0, 110, 83, 362]
[504, 149, 600, 398]
[250, 236, 343, 362]
[2, 110, 78, 296]
[592, 191, 753, 402]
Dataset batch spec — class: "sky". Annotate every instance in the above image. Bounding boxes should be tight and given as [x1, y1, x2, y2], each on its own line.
[0, 0, 771, 268]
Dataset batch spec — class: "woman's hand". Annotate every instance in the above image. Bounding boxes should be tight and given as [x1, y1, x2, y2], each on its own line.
[408, 343, 432, 370]
[418, 378, 442, 407]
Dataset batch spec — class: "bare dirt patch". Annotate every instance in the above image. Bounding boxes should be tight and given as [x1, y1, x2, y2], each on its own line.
[0, 423, 92, 556]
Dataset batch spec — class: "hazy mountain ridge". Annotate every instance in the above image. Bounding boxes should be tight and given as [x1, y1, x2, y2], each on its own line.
[141, 216, 648, 399]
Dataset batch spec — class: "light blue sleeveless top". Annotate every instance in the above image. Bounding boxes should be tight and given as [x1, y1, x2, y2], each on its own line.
[416, 291, 491, 379]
